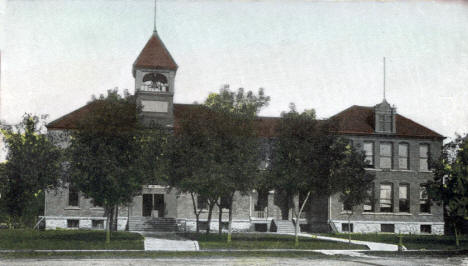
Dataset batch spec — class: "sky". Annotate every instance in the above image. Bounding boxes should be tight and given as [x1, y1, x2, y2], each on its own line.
[1, 0, 467, 140]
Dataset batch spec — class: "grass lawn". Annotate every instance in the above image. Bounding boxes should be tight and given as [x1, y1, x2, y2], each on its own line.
[179, 232, 368, 250]
[321, 233, 468, 250]
[0, 230, 144, 250]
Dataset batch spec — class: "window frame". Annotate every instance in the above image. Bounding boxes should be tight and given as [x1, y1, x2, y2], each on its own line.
[68, 185, 79, 207]
[379, 183, 394, 213]
[197, 194, 208, 210]
[363, 141, 375, 168]
[419, 143, 430, 172]
[363, 185, 374, 212]
[398, 142, 410, 170]
[398, 183, 410, 213]
[419, 184, 431, 213]
[67, 219, 79, 228]
[379, 142, 393, 169]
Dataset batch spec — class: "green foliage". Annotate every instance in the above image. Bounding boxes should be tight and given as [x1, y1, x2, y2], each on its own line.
[68, 89, 167, 237]
[0, 114, 63, 227]
[269, 104, 374, 214]
[428, 134, 468, 243]
[0, 230, 143, 250]
[168, 86, 269, 235]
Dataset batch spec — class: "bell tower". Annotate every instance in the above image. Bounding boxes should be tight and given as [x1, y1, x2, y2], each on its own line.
[133, 30, 178, 127]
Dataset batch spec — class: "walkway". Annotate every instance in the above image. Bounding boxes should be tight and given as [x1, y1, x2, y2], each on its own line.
[287, 233, 400, 252]
[135, 232, 199, 251]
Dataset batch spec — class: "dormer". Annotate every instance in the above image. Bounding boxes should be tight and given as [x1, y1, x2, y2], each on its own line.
[374, 99, 396, 134]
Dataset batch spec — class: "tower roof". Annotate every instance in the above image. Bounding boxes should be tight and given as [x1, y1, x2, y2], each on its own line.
[132, 32, 178, 76]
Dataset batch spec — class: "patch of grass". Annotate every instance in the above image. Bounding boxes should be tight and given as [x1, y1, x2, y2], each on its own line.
[178, 232, 368, 250]
[321, 233, 468, 250]
[0, 229, 144, 250]
[0, 250, 342, 260]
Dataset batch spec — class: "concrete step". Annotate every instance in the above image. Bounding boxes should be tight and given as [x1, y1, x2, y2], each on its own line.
[128, 216, 178, 232]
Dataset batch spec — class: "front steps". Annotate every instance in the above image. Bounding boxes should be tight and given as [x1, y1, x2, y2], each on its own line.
[128, 216, 178, 232]
[272, 220, 297, 234]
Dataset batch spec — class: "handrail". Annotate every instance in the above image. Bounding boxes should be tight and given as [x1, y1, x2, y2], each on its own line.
[33, 216, 45, 230]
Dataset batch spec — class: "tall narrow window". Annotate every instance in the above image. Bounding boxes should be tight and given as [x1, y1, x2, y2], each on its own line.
[419, 144, 429, 171]
[363, 142, 374, 167]
[68, 185, 79, 207]
[379, 183, 393, 212]
[419, 185, 430, 213]
[398, 143, 409, 170]
[197, 194, 207, 210]
[380, 142, 393, 169]
[399, 184, 410, 213]
[363, 186, 374, 212]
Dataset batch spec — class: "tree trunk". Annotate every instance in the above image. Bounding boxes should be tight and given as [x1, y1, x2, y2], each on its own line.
[190, 193, 201, 233]
[294, 191, 310, 247]
[105, 206, 113, 244]
[206, 201, 215, 235]
[348, 213, 352, 244]
[227, 193, 234, 243]
[454, 221, 460, 248]
[218, 203, 223, 235]
[112, 205, 119, 231]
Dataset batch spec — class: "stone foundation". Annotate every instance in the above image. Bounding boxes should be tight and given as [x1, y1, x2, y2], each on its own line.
[332, 220, 444, 235]
[184, 219, 251, 232]
[45, 216, 128, 231]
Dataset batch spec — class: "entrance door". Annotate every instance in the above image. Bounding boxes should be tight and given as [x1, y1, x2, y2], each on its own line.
[142, 194, 165, 217]
[154, 194, 165, 218]
[143, 194, 153, 217]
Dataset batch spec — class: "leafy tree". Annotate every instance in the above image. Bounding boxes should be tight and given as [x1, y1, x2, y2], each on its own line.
[68, 89, 163, 243]
[338, 143, 375, 243]
[428, 134, 468, 248]
[269, 104, 374, 246]
[169, 86, 269, 241]
[1, 114, 63, 228]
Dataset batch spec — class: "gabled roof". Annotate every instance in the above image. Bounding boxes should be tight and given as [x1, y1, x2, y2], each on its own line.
[330, 105, 444, 139]
[47, 103, 443, 140]
[132, 32, 178, 76]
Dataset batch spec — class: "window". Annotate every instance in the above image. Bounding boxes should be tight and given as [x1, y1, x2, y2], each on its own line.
[67, 219, 79, 228]
[255, 191, 268, 212]
[379, 183, 393, 212]
[419, 185, 430, 213]
[197, 195, 207, 210]
[363, 186, 374, 212]
[399, 184, 410, 213]
[342, 223, 353, 232]
[254, 223, 268, 232]
[380, 142, 393, 169]
[141, 73, 169, 92]
[363, 142, 374, 167]
[381, 224, 395, 233]
[398, 143, 409, 170]
[420, 225, 432, 234]
[378, 114, 393, 132]
[92, 220, 104, 229]
[343, 201, 352, 212]
[419, 144, 430, 171]
[68, 185, 79, 207]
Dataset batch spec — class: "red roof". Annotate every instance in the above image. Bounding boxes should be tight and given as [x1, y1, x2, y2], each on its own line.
[132, 32, 178, 76]
[47, 103, 443, 139]
[330, 105, 443, 139]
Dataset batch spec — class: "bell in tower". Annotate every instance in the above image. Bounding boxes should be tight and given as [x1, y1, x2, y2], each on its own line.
[132, 30, 178, 128]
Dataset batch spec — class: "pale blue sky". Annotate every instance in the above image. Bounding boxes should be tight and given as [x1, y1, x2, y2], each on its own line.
[1, 0, 468, 139]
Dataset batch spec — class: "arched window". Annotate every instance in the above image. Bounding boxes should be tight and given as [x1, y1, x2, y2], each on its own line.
[142, 73, 169, 92]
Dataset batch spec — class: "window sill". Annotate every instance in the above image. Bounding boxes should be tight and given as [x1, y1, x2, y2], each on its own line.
[365, 168, 381, 171]
[419, 170, 432, 173]
[64, 207, 80, 210]
[90, 207, 104, 211]
[340, 211, 352, 214]
[390, 169, 414, 172]
[419, 213, 432, 216]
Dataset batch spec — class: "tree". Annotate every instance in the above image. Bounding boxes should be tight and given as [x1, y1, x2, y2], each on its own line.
[168, 86, 269, 241]
[428, 134, 468, 248]
[269, 104, 374, 246]
[1, 114, 63, 228]
[68, 89, 162, 243]
[338, 143, 375, 243]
